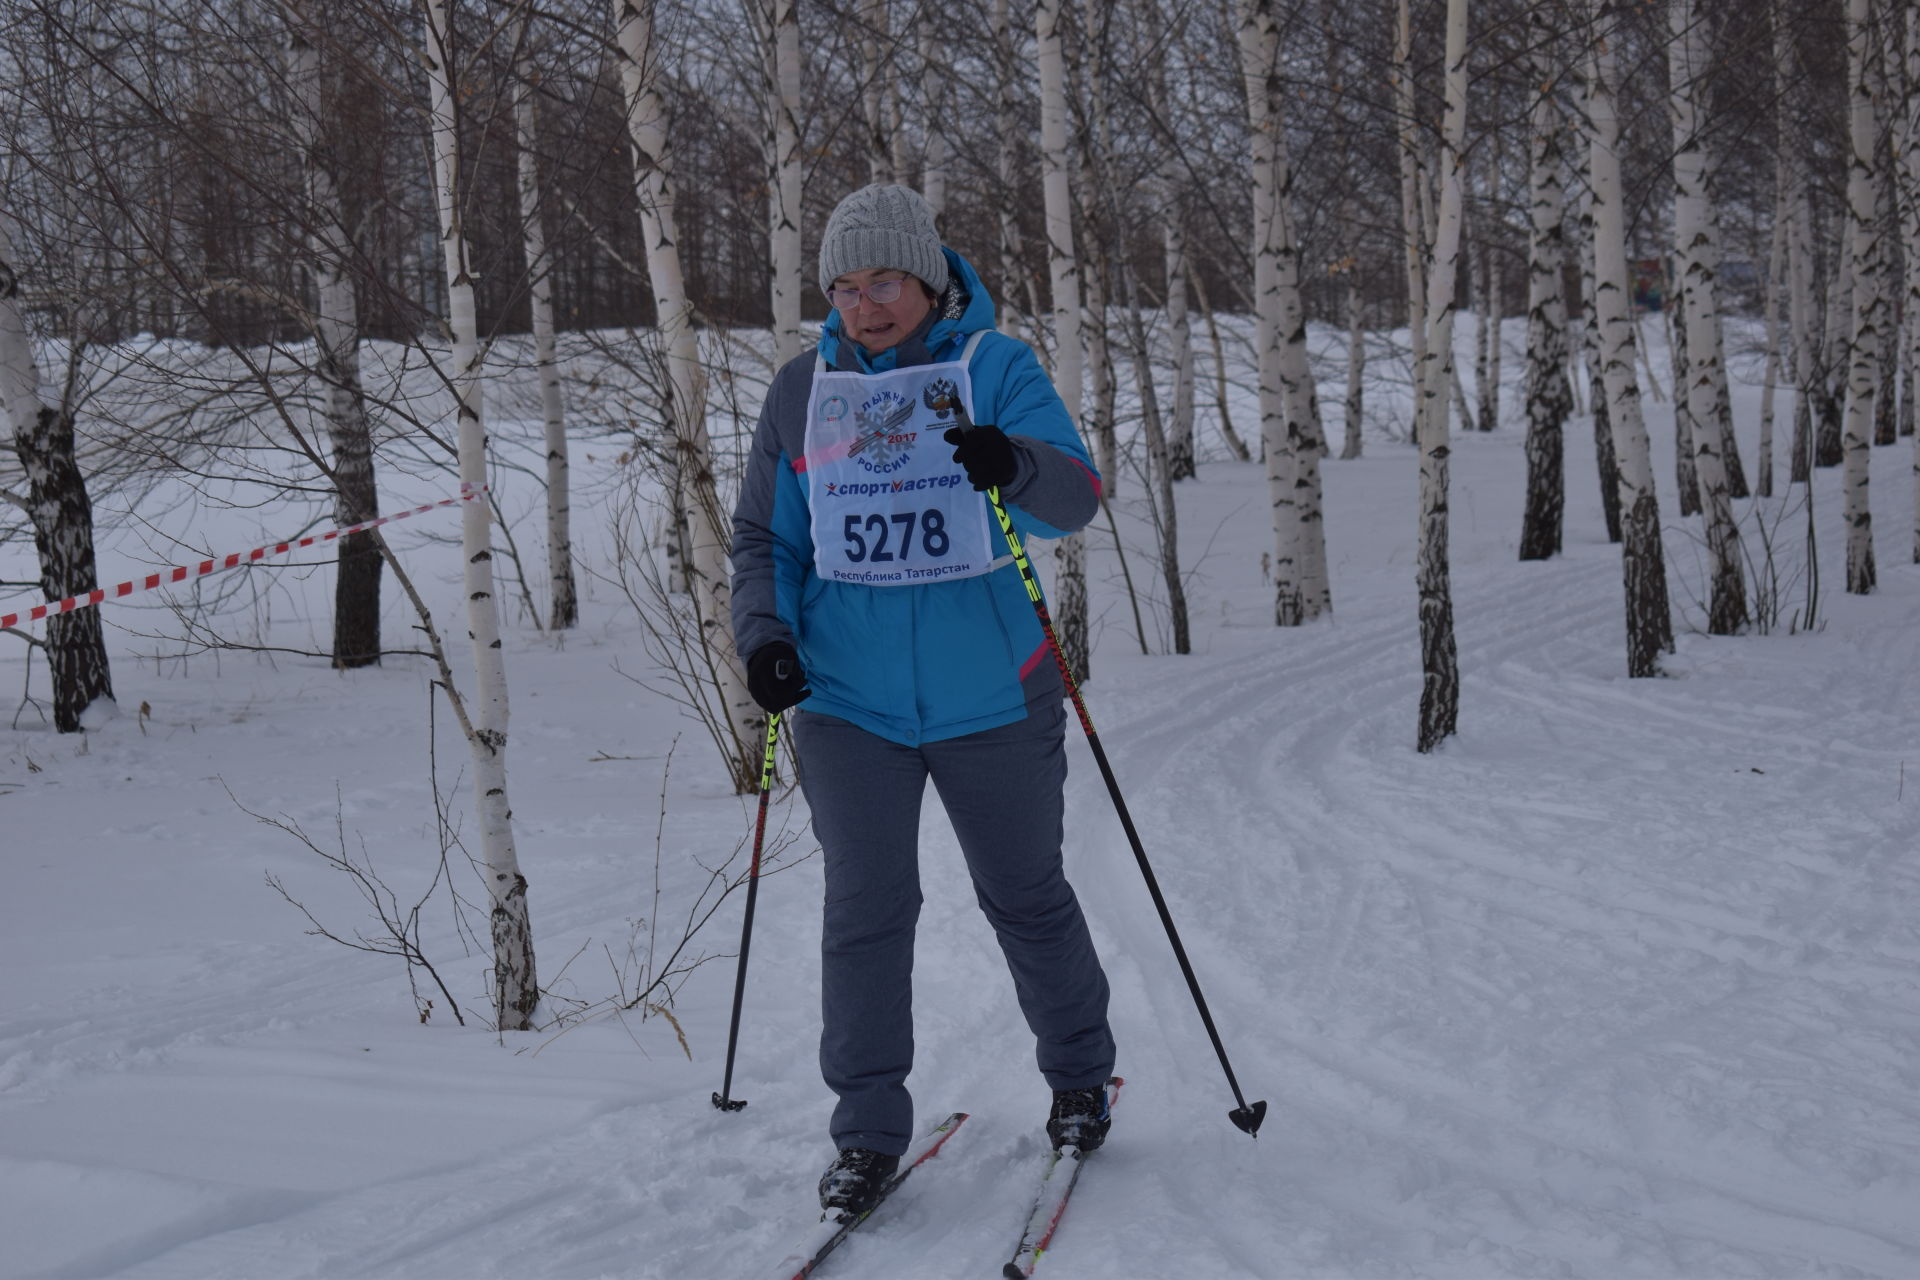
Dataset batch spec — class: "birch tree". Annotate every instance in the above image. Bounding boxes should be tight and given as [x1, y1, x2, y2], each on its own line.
[1396, 0, 1429, 452]
[1323, 0, 1365, 461]
[1239, 0, 1331, 626]
[1842, 0, 1882, 595]
[1817, 227, 1851, 469]
[1472, 144, 1503, 435]
[1779, 0, 1820, 487]
[1037, 0, 1090, 676]
[423, 0, 537, 1030]
[1669, 0, 1746, 634]
[1519, 12, 1572, 563]
[1757, 167, 1786, 499]
[1902, 6, 1920, 560]
[756, 0, 805, 366]
[1869, 12, 1899, 450]
[613, 0, 758, 784]
[1586, 1, 1673, 676]
[1574, 67, 1621, 544]
[1414, 0, 1467, 753]
[860, 0, 899, 184]
[916, 25, 949, 218]
[286, 15, 382, 667]
[1191, 267, 1253, 462]
[511, 45, 577, 631]
[994, 0, 1043, 344]
[1146, 0, 1197, 481]
[1, 211, 115, 734]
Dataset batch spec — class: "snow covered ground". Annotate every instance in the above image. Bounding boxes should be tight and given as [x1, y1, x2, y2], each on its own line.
[4, 320, 1918, 1279]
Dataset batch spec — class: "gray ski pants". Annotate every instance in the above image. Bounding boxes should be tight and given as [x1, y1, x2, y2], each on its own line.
[793, 699, 1116, 1156]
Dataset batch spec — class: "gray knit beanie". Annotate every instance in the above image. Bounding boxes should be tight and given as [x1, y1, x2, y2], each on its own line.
[817, 184, 949, 297]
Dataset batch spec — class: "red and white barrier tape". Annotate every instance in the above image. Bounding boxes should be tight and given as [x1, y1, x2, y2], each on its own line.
[2, 483, 486, 632]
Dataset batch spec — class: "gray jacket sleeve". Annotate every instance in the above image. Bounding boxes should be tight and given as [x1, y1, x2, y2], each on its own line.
[730, 354, 816, 664]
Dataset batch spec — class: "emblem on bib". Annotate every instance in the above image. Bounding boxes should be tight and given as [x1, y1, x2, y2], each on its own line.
[818, 395, 849, 423]
[922, 378, 960, 419]
[850, 390, 919, 474]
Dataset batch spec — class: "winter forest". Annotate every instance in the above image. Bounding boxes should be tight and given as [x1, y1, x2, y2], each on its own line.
[4, 0, 1920, 1276]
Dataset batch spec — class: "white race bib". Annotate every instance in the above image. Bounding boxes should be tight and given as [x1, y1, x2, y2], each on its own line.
[802, 338, 994, 586]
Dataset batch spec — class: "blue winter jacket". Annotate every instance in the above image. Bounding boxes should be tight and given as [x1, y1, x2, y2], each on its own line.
[729, 248, 1100, 746]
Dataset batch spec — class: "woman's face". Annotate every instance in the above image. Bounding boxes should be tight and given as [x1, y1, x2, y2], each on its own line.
[830, 267, 935, 354]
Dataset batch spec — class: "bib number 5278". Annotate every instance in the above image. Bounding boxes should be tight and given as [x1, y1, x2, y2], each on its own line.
[842, 507, 950, 562]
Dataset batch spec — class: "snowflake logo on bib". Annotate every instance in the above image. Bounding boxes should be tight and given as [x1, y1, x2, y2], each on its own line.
[849, 390, 919, 474]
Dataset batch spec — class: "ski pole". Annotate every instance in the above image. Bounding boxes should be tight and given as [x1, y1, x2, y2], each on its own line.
[977, 455, 1267, 1138]
[713, 710, 783, 1112]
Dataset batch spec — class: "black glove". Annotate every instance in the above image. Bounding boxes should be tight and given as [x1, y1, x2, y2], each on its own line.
[943, 423, 1019, 492]
[746, 641, 811, 714]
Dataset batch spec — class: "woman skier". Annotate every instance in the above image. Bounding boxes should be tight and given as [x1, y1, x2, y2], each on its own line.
[730, 183, 1117, 1217]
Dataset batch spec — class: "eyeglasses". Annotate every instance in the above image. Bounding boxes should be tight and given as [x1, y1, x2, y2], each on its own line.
[826, 277, 907, 310]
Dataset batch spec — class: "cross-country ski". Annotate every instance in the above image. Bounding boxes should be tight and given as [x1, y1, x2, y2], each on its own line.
[1004, 1077, 1126, 1277]
[773, 1111, 969, 1280]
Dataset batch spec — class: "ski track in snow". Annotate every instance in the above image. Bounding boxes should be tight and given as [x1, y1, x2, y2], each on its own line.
[5, 319, 1920, 1279]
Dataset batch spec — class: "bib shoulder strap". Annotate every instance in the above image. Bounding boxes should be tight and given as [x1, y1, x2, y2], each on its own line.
[960, 330, 988, 364]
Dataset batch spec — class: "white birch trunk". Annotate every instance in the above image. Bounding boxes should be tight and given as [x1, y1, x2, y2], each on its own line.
[1121, 266, 1189, 653]
[993, 0, 1037, 344]
[1787, 180, 1816, 483]
[1324, 0, 1365, 461]
[917, 25, 948, 217]
[1670, 299, 1701, 516]
[424, 0, 537, 1030]
[760, 0, 805, 366]
[1414, 0, 1467, 752]
[0, 216, 38, 438]
[1340, 267, 1366, 460]
[1483, 248, 1504, 432]
[1165, 209, 1197, 479]
[1903, 7, 1920, 559]
[1239, 0, 1332, 626]
[1587, 2, 1674, 675]
[1145, 0, 1197, 480]
[1396, 0, 1429, 447]
[1870, 11, 1899, 449]
[1037, 0, 1089, 677]
[861, 0, 894, 184]
[2, 210, 116, 733]
[1780, 0, 1819, 486]
[1843, 0, 1882, 594]
[1192, 266, 1253, 461]
[1669, 0, 1747, 633]
[1520, 18, 1573, 562]
[1575, 69, 1623, 542]
[512, 51, 577, 632]
[613, 0, 758, 784]
[1758, 174, 1786, 499]
[1080, 32, 1117, 495]
[288, 23, 381, 668]
[1084, 257, 1115, 496]
[1473, 151, 1497, 434]
[1818, 218, 1852, 467]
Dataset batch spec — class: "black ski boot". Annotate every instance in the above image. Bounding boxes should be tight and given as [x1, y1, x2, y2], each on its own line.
[818, 1147, 900, 1218]
[1047, 1084, 1112, 1152]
